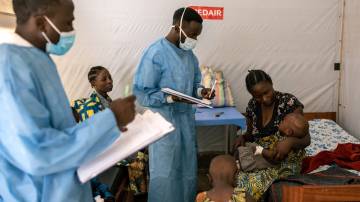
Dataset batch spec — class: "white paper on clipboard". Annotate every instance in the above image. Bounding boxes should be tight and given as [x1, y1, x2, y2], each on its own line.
[77, 110, 174, 183]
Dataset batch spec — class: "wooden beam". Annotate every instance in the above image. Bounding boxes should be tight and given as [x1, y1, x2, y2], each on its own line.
[304, 112, 336, 122]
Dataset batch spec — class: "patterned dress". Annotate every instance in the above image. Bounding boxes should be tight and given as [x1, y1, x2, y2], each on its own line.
[72, 91, 111, 121]
[196, 187, 247, 202]
[237, 91, 305, 201]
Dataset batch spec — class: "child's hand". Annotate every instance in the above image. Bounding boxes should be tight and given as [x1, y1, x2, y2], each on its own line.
[262, 148, 276, 159]
[262, 149, 282, 165]
[274, 139, 293, 161]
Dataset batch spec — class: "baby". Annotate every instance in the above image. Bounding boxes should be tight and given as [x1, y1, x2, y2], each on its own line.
[196, 155, 254, 202]
[235, 113, 308, 171]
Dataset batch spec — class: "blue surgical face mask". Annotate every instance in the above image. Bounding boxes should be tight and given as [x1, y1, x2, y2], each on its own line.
[41, 16, 75, 55]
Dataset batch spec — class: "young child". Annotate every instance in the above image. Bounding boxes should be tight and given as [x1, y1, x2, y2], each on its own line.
[235, 113, 308, 171]
[196, 155, 254, 202]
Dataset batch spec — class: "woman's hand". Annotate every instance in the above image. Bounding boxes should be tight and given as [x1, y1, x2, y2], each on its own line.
[233, 135, 247, 149]
[274, 138, 294, 161]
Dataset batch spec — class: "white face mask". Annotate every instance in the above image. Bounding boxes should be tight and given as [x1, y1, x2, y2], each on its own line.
[178, 7, 197, 51]
[179, 28, 197, 51]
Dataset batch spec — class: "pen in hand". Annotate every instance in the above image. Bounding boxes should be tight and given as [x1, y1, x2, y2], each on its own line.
[208, 80, 217, 99]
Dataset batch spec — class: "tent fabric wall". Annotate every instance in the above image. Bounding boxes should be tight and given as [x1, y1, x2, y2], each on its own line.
[51, 0, 341, 152]
[0, 14, 15, 44]
[0, 0, 13, 14]
[339, 0, 360, 139]
[54, 0, 340, 114]
[0, 1, 344, 151]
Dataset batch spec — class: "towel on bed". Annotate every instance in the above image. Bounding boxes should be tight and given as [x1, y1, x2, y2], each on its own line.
[302, 143, 360, 174]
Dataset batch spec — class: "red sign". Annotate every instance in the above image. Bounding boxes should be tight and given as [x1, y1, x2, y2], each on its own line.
[190, 6, 224, 20]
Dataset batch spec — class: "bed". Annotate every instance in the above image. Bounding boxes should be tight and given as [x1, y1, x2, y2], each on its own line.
[266, 119, 360, 202]
[306, 119, 360, 157]
[305, 119, 360, 175]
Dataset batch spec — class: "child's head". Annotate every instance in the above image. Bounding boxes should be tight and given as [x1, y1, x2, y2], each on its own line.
[278, 113, 309, 138]
[208, 155, 237, 187]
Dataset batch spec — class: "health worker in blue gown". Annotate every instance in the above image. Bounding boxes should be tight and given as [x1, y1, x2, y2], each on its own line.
[0, 0, 136, 201]
[133, 7, 215, 202]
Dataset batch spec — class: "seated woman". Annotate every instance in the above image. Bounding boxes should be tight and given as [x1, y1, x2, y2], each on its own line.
[233, 69, 310, 201]
[72, 66, 148, 201]
[72, 66, 113, 120]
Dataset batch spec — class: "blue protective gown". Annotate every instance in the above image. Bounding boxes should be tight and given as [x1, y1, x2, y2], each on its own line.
[0, 33, 120, 202]
[133, 38, 202, 202]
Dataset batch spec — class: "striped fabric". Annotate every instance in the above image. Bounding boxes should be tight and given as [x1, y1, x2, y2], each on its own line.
[200, 66, 235, 107]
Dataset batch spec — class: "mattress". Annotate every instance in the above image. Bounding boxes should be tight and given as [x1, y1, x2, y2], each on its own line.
[306, 119, 360, 174]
